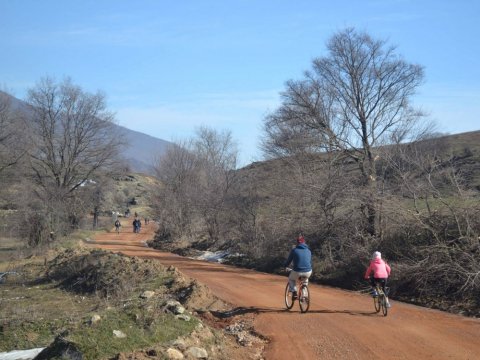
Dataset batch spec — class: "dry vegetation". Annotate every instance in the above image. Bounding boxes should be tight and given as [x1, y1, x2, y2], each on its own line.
[150, 131, 480, 317]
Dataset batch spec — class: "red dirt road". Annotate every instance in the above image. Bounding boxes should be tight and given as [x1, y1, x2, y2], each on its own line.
[89, 221, 480, 360]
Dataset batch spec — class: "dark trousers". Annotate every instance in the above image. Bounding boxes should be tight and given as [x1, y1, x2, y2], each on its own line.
[370, 277, 388, 294]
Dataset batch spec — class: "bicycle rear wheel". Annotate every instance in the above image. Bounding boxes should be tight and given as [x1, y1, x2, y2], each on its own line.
[381, 296, 388, 316]
[373, 295, 381, 313]
[299, 285, 310, 313]
[285, 283, 294, 309]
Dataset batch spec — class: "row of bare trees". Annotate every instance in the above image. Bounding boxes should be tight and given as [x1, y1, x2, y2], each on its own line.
[152, 127, 238, 245]
[0, 78, 123, 246]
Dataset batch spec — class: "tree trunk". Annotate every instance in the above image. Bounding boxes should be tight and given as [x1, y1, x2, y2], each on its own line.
[93, 207, 99, 229]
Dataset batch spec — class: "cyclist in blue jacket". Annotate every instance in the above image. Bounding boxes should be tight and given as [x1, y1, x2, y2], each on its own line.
[284, 233, 312, 300]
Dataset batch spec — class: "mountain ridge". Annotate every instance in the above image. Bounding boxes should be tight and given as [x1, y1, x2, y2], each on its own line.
[1, 90, 172, 174]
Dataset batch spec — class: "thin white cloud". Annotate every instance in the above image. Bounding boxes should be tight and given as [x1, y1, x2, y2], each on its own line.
[195, 90, 281, 110]
[57, 25, 151, 46]
[15, 18, 214, 47]
[366, 12, 424, 23]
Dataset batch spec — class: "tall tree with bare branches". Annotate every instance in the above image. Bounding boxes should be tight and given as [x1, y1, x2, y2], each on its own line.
[263, 28, 426, 237]
[23, 77, 122, 238]
[26, 77, 121, 198]
[193, 126, 238, 242]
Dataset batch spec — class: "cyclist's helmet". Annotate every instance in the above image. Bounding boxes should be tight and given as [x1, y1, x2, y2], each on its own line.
[373, 251, 381, 259]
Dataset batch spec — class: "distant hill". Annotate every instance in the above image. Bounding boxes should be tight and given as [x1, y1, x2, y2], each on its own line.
[0, 90, 172, 174]
[116, 125, 171, 174]
[239, 130, 480, 190]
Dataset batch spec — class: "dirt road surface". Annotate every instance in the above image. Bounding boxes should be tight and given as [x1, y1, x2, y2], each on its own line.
[89, 221, 480, 360]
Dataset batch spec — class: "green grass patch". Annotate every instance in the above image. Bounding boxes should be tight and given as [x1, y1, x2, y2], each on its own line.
[1, 300, 198, 357]
[70, 309, 197, 359]
[0, 319, 71, 351]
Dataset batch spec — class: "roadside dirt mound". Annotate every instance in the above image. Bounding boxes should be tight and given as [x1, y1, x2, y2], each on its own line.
[166, 265, 228, 311]
[47, 247, 265, 359]
[45, 248, 234, 317]
[46, 248, 165, 297]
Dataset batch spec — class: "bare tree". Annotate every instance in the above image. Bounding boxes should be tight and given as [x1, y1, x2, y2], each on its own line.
[193, 127, 238, 242]
[26, 77, 121, 199]
[22, 77, 122, 239]
[263, 28, 426, 237]
[153, 140, 200, 237]
[153, 127, 238, 243]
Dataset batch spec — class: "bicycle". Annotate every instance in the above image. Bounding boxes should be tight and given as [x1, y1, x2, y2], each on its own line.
[284, 268, 310, 313]
[372, 281, 390, 317]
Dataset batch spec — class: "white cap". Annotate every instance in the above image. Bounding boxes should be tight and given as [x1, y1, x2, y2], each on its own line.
[373, 251, 381, 259]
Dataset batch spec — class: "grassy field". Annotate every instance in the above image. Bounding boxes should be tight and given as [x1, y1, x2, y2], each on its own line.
[0, 236, 22, 265]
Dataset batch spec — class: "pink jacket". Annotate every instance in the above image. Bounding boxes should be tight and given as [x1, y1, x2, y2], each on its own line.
[364, 258, 391, 279]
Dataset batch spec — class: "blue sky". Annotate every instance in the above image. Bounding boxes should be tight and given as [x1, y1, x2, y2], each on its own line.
[1, 0, 479, 166]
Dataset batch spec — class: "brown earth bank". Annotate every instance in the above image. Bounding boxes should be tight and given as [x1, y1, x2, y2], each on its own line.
[88, 220, 480, 360]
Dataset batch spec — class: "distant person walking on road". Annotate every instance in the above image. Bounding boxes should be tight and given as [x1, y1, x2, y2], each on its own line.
[133, 218, 141, 233]
[114, 219, 121, 234]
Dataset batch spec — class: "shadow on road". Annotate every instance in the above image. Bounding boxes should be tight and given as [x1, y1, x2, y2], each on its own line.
[210, 306, 378, 318]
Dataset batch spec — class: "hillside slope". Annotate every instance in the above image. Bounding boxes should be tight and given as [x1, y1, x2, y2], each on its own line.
[116, 126, 171, 174]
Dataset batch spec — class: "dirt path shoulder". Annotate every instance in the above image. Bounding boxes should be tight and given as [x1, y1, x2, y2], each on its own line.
[89, 221, 480, 360]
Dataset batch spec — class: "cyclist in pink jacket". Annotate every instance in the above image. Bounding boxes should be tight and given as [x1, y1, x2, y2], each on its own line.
[364, 251, 391, 307]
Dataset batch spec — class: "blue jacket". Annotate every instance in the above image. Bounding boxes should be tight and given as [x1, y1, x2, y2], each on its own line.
[284, 243, 312, 272]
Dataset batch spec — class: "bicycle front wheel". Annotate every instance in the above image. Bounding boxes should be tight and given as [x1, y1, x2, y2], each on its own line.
[285, 283, 294, 310]
[299, 285, 310, 313]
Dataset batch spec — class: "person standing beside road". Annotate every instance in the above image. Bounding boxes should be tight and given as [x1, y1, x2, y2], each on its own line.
[284, 233, 312, 300]
[114, 219, 121, 234]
